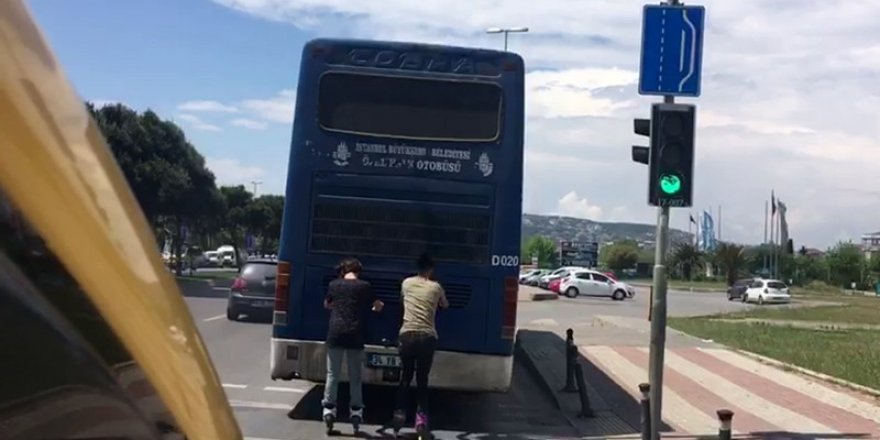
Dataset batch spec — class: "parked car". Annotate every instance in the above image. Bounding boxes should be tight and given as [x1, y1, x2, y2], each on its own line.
[520, 269, 546, 284]
[743, 278, 791, 305]
[559, 269, 630, 300]
[727, 278, 755, 301]
[538, 266, 585, 289]
[227, 259, 278, 320]
[548, 277, 562, 293]
[520, 269, 549, 286]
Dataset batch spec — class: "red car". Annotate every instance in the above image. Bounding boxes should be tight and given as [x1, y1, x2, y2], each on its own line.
[549, 278, 562, 293]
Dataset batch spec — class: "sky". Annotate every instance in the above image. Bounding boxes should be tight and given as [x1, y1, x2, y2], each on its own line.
[27, 0, 880, 250]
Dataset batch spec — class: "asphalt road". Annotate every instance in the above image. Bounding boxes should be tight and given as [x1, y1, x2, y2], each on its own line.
[180, 277, 775, 439]
[181, 280, 577, 440]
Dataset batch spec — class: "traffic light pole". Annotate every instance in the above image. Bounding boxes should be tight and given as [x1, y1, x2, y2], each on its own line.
[647, 1, 679, 437]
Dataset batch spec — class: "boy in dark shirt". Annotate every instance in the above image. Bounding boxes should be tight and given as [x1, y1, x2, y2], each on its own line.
[322, 258, 383, 425]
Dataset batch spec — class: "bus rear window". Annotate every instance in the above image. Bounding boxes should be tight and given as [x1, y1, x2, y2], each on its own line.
[318, 72, 502, 141]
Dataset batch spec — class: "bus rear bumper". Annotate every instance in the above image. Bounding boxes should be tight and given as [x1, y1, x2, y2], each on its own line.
[270, 338, 512, 392]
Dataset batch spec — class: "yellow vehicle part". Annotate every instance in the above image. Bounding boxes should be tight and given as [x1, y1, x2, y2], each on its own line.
[0, 2, 241, 439]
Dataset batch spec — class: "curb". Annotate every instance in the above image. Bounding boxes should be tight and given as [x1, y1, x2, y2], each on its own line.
[514, 336, 566, 414]
[730, 348, 880, 400]
[530, 292, 559, 301]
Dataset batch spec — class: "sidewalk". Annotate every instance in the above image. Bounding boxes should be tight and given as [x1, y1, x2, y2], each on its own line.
[517, 315, 880, 438]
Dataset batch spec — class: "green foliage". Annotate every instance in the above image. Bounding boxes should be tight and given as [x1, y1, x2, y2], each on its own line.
[670, 243, 703, 281]
[88, 102, 284, 268]
[712, 242, 746, 286]
[522, 235, 556, 268]
[601, 241, 639, 274]
[825, 241, 866, 288]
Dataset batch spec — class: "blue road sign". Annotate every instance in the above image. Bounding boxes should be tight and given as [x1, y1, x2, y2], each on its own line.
[639, 4, 706, 97]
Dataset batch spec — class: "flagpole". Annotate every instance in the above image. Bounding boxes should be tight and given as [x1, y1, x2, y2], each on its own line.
[718, 205, 722, 242]
[763, 200, 768, 271]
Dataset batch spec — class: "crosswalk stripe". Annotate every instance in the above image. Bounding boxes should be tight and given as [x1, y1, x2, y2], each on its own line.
[700, 347, 880, 425]
[584, 346, 719, 435]
[654, 347, 837, 434]
[582, 345, 880, 437]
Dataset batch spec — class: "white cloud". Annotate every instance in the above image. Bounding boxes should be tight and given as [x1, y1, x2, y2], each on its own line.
[91, 99, 121, 108]
[527, 68, 638, 118]
[178, 100, 239, 113]
[176, 113, 222, 132]
[206, 0, 880, 248]
[556, 191, 603, 220]
[205, 158, 266, 186]
[231, 118, 269, 130]
[240, 89, 296, 124]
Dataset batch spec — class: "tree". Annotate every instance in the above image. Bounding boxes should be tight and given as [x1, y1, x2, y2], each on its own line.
[602, 242, 639, 274]
[825, 242, 865, 288]
[88, 103, 225, 275]
[522, 236, 556, 268]
[671, 243, 703, 281]
[713, 242, 747, 286]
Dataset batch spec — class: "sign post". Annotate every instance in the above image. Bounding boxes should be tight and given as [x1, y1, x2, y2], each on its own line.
[637, 2, 705, 439]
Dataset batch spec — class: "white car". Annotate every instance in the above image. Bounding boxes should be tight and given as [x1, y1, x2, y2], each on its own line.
[559, 269, 630, 300]
[743, 279, 791, 305]
[538, 266, 586, 288]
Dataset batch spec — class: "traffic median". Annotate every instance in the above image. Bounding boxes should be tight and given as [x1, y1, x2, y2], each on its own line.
[518, 285, 559, 301]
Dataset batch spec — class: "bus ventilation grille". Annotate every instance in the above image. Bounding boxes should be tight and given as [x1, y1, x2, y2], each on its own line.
[309, 202, 490, 265]
[322, 274, 471, 309]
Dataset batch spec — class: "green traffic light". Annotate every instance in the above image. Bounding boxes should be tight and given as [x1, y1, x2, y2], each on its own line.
[659, 174, 682, 195]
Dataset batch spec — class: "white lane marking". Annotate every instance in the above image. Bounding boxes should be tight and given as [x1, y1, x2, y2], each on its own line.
[264, 386, 306, 393]
[222, 383, 247, 389]
[212, 287, 230, 291]
[244, 437, 285, 440]
[229, 399, 291, 410]
[202, 314, 226, 322]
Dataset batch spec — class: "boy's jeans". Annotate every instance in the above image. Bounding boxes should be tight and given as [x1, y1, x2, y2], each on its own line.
[322, 347, 364, 409]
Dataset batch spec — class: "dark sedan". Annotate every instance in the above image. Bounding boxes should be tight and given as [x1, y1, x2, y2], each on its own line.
[727, 278, 754, 301]
[227, 259, 277, 321]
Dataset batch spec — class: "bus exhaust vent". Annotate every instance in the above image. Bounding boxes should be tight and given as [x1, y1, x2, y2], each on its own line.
[310, 202, 489, 264]
[321, 274, 471, 309]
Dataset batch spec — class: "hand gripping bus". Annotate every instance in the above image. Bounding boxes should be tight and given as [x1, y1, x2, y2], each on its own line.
[270, 39, 524, 392]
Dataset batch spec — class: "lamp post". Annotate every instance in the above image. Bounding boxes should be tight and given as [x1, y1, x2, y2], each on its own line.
[485, 27, 529, 51]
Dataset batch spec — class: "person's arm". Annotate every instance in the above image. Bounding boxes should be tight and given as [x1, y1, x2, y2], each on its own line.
[437, 284, 449, 309]
[324, 284, 335, 310]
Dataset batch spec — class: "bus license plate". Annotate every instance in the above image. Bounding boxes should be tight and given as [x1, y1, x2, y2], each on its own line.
[367, 353, 401, 369]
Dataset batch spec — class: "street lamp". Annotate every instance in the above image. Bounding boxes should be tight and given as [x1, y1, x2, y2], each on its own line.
[485, 27, 529, 51]
[250, 180, 263, 197]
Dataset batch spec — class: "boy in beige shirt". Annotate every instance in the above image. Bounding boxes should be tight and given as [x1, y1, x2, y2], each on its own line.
[391, 254, 448, 432]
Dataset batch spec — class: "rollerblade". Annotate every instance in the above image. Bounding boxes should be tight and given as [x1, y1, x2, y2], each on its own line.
[322, 404, 337, 435]
[415, 411, 431, 440]
[390, 409, 406, 438]
[349, 406, 363, 434]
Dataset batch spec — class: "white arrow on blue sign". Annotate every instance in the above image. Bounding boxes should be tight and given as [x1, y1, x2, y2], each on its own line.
[638, 4, 706, 97]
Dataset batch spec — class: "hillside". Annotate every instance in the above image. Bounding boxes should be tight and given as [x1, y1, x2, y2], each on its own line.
[522, 213, 692, 248]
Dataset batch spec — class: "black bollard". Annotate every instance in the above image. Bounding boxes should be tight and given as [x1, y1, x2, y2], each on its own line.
[639, 383, 651, 440]
[716, 409, 733, 440]
[561, 328, 577, 392]
[573, 362, 594, 418]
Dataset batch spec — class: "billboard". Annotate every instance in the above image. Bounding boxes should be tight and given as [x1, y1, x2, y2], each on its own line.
[559, 241, 599, 267]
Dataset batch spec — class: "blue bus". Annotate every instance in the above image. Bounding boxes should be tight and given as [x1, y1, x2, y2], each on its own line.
[270, 38, 524, 392]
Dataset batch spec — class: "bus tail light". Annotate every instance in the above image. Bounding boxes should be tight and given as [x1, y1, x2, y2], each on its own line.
[502, 276, 518, 340]
[274, 261, 291, 321]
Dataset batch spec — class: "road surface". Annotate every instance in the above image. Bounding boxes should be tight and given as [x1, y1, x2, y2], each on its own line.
[182, 280, 577, 440]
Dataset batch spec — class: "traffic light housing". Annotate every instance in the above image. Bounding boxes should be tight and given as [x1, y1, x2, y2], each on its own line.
[632, 118, 650, 165]
[648, 103, 696, 207]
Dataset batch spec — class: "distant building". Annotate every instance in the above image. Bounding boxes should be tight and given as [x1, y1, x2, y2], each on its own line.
[862, 231, 880, 259]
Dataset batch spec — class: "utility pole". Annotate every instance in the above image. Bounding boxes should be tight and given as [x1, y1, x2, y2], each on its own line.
[485, 27, 529, 51]
[250, 180, 263, 197]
